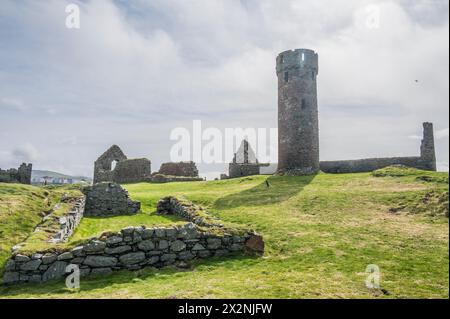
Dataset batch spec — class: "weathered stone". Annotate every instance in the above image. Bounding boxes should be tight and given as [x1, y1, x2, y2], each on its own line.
[137, 240, 155, 251]
[142, 228, 154, 239]
[230, 243, 244, 251]
[19, 274, 30, 282]
[105, 245, 132, 255]
[83, 256, 117, 268]
[245, 234, 265, 254]
[214, 249, 229, 257]
[42, 261, 68, 282]
[71, 246, 85, 257]
[121, 226, 135, 236]
[83, 240, 106, 253]
[158, 162, 199, 177]
[170, 240, 186, 252]
[106, 236, 123, 246]
[166, 228, 177, 238]
[147, 256, 159, 265]
[15, 254, 30, 263]
[154, 228, 165, 238]
[119, 252, 146, 265]
[70, 257, 85, 264]
[5, 259, 15, 271]
[178, 251, 195, 260]
[160, 253, 177, 263]
[158, 240, 169, 250]
[90, 268, 113, 276]
[147, 250, 162, 256]
[197, 250, 211, 258]
[58, 252, 74, 261]
[20, 259, 42, 271]
[192, 243, 205, 251]
[29, 275, 42, 283]
[207, 238, 222, 249]
[3, 272, 19, 284]
[39, 264, 49, 271]
[32, 253, 44, 260]
[80, 267, 91, 277]
[42, 254, 57, 264]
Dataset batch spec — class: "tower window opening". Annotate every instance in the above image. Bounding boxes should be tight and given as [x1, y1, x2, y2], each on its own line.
[301, 52, 305, 62]
[280, 55, 284, 64]
[284, 71, 289, 83]
[301, 98, 307, 109]
[312, 71, 315, 80]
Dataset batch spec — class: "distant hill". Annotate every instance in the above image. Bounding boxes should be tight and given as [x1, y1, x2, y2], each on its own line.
[31, 170, 92, 183]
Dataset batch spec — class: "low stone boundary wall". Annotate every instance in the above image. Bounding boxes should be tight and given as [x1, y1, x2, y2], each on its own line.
[148, 174, 204, 183]
[157, 196, 223, 227]
[3, 222, 263, 285]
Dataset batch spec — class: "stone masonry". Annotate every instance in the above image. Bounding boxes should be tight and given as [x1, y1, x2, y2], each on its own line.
[82, 182, 140, 217]
[158, 161, 199, 177]
[228, 140, 269, 178]
[274, 48, 436, 175]
[93, 145, 151, 184]
[3, 198, 264, 285]
[277, 49, 320, 175]
[319, 122, 437, 173]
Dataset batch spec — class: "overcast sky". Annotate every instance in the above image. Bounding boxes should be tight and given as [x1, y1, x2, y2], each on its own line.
[0, 0, 448, 179]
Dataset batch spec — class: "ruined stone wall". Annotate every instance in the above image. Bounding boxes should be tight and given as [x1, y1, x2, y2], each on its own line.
[320, 122, 437, 173]
[420, 122, 437, 171]
[3, 197, 263, 285]
[158, 162, 199, 177]
[319, 157, 429, 174]
[229, 163, 261, 178]
[277, 49, 320, 175]
[93, 145, 127, 184]
[113, 158, 151, 184]
[82, 182, 140, 217]
[0, 163, 32, 184]
[49, 196, 85, 243]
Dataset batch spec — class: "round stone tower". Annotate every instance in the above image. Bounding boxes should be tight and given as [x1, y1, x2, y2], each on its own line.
[276, 48, 319, 175]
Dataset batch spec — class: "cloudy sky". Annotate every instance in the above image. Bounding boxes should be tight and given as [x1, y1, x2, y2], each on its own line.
[0, 0, 448, 179]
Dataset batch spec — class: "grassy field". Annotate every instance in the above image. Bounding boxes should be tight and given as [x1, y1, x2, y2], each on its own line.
[0, 168, 448, 299]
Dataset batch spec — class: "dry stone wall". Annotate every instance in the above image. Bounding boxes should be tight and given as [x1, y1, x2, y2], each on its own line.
[82, 182, 140, 217]
[3, 223, 262, 285]
[3, 197, 263, 285]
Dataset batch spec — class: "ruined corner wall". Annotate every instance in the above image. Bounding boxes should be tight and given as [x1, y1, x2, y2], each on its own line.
[229, 163, 261, 178]
[158, 162, 199, 177]
[82, 182, 140, 217]
[113, 158, 151, 184]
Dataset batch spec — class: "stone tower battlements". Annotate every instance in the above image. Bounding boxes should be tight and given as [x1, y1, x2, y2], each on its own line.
[277, 48, 320, 175]
[276, 49, 319, 76]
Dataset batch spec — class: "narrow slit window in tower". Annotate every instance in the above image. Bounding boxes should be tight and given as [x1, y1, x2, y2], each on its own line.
[284, 71, 289, 83]
[280, 55, 284, 64]
[301, 98, 307, 109]
[301, 52, 305, 62]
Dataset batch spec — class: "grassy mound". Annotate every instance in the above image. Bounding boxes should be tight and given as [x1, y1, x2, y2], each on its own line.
[0, 171, 448, 299]
[372, 165, 449, 184]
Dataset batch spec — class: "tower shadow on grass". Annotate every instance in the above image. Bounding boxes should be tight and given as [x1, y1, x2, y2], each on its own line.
[213, 174, 317, 210]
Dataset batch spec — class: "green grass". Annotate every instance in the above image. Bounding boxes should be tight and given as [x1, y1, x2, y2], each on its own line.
[0, 170, 448, 299]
